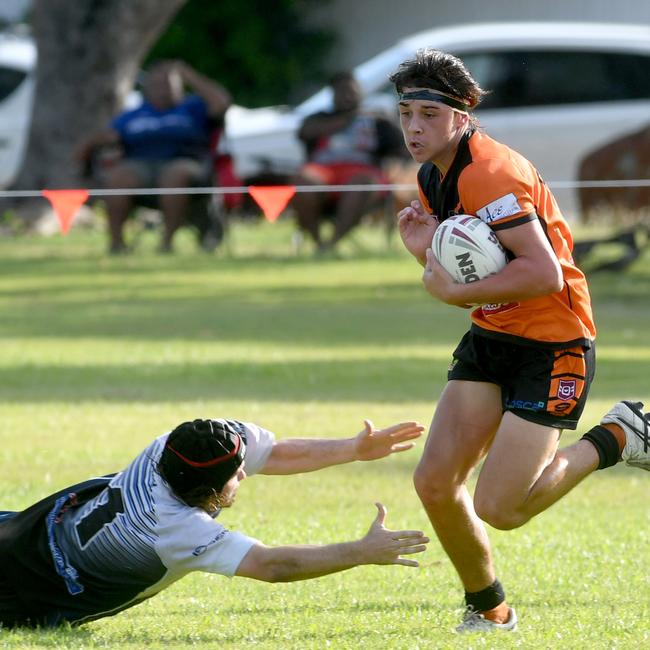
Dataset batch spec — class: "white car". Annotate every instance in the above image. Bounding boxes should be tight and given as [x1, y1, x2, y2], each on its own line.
[0, 30, 35, 188]
[226, 21, 650, 219]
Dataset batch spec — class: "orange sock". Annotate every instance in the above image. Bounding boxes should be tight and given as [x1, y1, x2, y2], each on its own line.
[481, 601, 510, 624]
[602, 423, 626, 456]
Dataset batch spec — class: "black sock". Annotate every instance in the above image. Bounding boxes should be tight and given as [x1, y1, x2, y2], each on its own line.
[465, 578, 505, 612]
[581, 425, 621, 469]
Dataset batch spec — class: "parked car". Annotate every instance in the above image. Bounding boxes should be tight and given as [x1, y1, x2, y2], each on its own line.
[225, 21, 650, 219]
[0, 29, 35, 188]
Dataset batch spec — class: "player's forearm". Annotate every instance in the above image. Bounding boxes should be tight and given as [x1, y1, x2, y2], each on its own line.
[251, 542, 364, 582]
[450, 255, 562, 305]
[259, 438, 358, 475]
[236, 504, 428, 582]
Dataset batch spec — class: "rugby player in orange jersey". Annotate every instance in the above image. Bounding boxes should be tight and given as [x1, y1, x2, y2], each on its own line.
[389, 48, 649, 633]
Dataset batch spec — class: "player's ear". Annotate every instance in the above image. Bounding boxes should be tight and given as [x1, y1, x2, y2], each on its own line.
[453, 110, 469, 127]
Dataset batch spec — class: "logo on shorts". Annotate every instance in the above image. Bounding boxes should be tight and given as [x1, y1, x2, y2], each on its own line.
[505, 399, 545, 412]
[557, 379, 576, 400]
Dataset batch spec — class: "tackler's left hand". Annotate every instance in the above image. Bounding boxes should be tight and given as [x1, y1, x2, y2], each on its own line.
[354, 420, 424, 461]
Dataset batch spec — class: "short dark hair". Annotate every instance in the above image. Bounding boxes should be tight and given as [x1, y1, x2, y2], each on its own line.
[158, 419, 245, 507]
[389, 49, 486, 109]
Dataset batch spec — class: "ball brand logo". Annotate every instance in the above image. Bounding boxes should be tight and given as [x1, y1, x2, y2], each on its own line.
[455, 252, 480, 282]
[433, 214, 508, 285]
[487, 230, 505, 252]
[557, 379, 577, 400]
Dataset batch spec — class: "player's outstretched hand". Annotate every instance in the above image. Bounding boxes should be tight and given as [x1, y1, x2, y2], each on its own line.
[360, 503, 429, 567]
[354, 420, 424, 461]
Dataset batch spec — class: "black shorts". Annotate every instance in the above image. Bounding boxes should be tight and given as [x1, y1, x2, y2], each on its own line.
[0, 514, 24, 628]
[448, 330, 596, 430]
[0, 477, 114, 628]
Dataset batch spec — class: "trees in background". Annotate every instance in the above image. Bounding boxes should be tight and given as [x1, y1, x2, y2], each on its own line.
[149, 0, 335, 107]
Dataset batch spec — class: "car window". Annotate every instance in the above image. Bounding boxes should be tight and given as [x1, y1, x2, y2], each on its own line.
[0, 66, 27, 103]
[460, 50, 650, 109]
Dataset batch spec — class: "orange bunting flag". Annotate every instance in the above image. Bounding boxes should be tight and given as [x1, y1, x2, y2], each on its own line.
[248, 185, 296, 223]
[42, 189, 89, 235]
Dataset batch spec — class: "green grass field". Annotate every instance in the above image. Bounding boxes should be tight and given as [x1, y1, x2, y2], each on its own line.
[0, 219, 649, 649]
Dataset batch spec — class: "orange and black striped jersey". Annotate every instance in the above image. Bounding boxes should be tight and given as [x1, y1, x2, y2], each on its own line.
[417, 129, 596, 349]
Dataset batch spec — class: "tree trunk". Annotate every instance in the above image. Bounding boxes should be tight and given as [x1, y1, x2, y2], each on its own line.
[7, 0, 186, 224]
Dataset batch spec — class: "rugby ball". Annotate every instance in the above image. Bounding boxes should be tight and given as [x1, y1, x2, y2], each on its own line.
[432, 214, 507, 283]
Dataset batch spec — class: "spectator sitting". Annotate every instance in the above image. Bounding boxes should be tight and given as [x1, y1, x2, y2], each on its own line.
[76, 60, 231, 254]
[292, 71, 405, 252]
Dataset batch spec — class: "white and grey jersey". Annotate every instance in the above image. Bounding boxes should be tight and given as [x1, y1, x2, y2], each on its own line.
[47, 420, 275, 623]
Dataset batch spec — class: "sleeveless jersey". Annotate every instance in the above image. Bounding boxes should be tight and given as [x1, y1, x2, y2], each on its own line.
[417, 129, 596, 348]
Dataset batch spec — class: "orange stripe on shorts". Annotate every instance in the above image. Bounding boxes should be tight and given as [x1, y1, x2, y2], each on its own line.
[546, 347, 587, 416]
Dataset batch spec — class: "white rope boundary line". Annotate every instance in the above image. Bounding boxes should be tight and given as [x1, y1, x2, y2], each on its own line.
[0, 179, 649, 199]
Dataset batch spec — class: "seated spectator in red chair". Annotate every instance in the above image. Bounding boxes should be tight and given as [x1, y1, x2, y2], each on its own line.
[292, 71, 405, 252]
[76, 60, 232, 254]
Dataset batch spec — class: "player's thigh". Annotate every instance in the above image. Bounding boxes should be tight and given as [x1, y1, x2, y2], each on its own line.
[475, 411, 560, 509]
[417, 380, 503, 486]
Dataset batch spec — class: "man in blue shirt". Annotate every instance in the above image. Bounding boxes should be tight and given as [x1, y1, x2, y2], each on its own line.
[77, 61, 231, 253]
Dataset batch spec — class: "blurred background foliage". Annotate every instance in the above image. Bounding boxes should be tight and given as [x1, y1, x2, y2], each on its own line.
[146, 0, 337, 107]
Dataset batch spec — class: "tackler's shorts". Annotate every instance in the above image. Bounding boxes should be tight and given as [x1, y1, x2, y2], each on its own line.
[448, 330, 596, 430]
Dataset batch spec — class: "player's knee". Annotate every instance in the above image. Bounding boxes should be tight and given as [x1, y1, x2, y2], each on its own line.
[413, 462, 454, 508]
[473, 493, 527, 530]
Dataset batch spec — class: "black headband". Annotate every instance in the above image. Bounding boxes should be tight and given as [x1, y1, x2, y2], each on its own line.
[398, 90, 470, 112]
